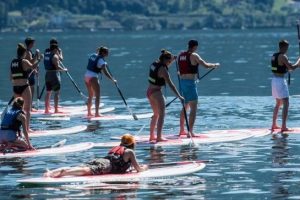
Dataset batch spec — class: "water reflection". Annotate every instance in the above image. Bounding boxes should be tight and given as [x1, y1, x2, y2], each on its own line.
[271, 135, 290, 199]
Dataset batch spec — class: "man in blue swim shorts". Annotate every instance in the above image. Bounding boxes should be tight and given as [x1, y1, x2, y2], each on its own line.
[177, 40, 219, 136]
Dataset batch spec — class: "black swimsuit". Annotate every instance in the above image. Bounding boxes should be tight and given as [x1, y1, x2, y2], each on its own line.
[13, 84, 29, 95]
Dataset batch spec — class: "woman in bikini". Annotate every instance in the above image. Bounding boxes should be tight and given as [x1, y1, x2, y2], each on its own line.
[10, 43, 40, 132]
[84, 46, 116, 117]
[147, 49, 184, 142]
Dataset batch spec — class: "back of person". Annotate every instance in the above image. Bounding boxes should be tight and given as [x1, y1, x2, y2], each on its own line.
[0, 107, 22, 143]
[105, 145, 131, 173]
[178, 51, 199, 76]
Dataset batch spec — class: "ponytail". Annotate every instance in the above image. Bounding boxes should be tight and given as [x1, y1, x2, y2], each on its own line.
[159, 49, 172, 62]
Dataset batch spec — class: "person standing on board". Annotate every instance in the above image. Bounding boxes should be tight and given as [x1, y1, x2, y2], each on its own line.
[178, 40, 219, 137]
[147, 49, 184, 142]
[271, 40, 300, 132]
[10, 43, 41, 132]
[84, 46, 116, 117]
[44, 134, 147, 177]
[44, 43, 67, 114]
[24, 37, 41, 110]
[0, 97, 34, 150]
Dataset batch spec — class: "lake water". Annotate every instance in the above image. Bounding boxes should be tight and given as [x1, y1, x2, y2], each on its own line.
[1, 29, 300, 199]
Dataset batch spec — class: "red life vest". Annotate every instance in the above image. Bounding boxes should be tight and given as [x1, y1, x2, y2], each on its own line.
[178, 51, 199, 75]
[105, 146, 131, 173]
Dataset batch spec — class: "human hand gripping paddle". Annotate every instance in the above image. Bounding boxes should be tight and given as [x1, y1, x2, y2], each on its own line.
[165, 67, 216, 108]
[106, 66, 138, 120]
[59, 62, 88, 102]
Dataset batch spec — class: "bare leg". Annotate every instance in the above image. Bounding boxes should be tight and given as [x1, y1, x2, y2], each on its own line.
[281, 97, 289, 131]
[54, 91, 60, 113]
[148, 96, 158, 141]
[189, 100, 198, 136]
[179, 104, 189, 135]
[11, 138, 29, 150]
[149, 92, 165, 142]
[271, 98, 282, 130]
[85, 79, 94, 116]
[44, 166, 93, 178]
[30, 85, 35, 109]
[90, 78, 101, 117]
[21, 86, 32, 132]
[45, 91, 51, 113]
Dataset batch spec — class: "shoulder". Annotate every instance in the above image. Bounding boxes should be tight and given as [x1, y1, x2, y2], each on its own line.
[97, 57, 106, 66]
[124, 148, 135, 156]
[16, 111, 26, 121]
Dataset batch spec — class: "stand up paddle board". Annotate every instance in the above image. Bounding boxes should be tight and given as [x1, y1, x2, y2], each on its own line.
[110, 128, 271, 141]
[95, 133, 253, 148]
[0, 142, 94, 158]
[31, 107, 115, 118]
[30, 125, 87, 137]
[89, 113, 153, 121]
[18, 161, 205, 185]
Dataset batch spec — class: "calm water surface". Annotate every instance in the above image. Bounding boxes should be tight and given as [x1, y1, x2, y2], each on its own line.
[1, 30, 300, 199]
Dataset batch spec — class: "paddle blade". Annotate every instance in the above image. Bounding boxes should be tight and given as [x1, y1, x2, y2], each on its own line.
[51, 139, 67, 148]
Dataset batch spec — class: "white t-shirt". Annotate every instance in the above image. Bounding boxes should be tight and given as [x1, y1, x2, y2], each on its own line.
[85, 58, 107, 78]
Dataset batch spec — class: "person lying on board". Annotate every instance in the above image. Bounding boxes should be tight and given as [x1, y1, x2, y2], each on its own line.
[0, 97, 35, 151]
[44, 134, 147, 178]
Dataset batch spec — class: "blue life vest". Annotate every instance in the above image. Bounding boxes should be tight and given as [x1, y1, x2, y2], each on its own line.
[44, 51, 55, 70]
[1, 108, 23, 131]
[87, 53, 103, 73]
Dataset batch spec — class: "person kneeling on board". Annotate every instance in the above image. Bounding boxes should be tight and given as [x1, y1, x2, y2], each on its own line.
[0, 97, 34, 151]
[44, 134, 147, 178]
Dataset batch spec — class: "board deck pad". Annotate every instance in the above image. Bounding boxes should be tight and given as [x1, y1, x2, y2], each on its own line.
[18, 161, 205, 184]
[30, 125, 87, 137]
[0, 142, 94, 158]
[89, 113, 153, 121]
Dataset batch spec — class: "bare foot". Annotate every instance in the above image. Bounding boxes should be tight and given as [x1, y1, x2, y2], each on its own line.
[95, 114, 104, 117]
[179, 131, 187, 137]
[87, 113, 94, 118]
[44, 169, 65, 178]
[54, 110, 64, 114]
[281, 127, 293, 132]
[271, 125, 281, 131]
[156, 138, 168, 142]
[44, 110, 51, 114]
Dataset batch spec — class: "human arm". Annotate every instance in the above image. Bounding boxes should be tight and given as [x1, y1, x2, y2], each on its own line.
[102, 65, 117, 83]
[57, 47, 63, 61]
[124, 149, 148, 172]
[159, 67, 184, 101]
[17, 113, 34, 150]
[191, 53, 219, 69]
[280, 55, 300, 71]
[53, 54, 67, 71]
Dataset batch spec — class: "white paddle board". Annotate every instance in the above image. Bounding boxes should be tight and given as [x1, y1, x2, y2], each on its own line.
[95, 133, 253, 148]
[89, 113, 153, 121]
[18, 161, 205, 184]
[0, 142, 94, 158]
[30, 125, 87, 137]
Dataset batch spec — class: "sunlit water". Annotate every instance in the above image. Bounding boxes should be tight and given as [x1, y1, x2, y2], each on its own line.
[1, 29, 300, 199]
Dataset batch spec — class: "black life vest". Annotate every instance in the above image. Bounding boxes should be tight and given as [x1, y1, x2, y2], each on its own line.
[271, 52, 287, 74]
[11, 58, 28, 80]
[148, 61, 167, 86]
[1, 108, 23, 131]
[105, 146, 131, 173]
[44, 50, 56, 71]
[178, 51, 199, 74]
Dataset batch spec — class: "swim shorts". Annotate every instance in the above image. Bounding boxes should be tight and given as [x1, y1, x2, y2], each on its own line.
[83, 158, 112, 175]
[271, 76, 289, 99]
[180, 79, 198, 102]
[0, 130, 17, 143]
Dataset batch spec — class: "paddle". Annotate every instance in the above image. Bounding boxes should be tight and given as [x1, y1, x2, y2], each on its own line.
[148, 160, 213, 168]
[36, 69, 40, 109]
[175, 60, 196, 147]
[37, 84, 45, 110]
[106, 66, 138, 120]
[166, 68, 215, 108]
[59, 62, 88, 101]
[297, 20, 300, 56]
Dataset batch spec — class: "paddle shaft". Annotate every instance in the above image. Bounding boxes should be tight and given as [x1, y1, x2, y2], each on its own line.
[106, 66, 138, 120]
[148, 160, 212, 167]
[166, 68, 215, 107]
[60, 62, 88, 100]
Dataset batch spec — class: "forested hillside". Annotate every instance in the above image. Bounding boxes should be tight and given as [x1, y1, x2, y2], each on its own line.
[0, 0, 299, 31]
